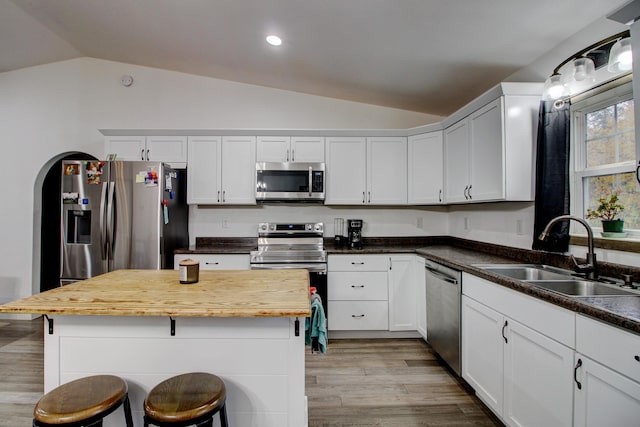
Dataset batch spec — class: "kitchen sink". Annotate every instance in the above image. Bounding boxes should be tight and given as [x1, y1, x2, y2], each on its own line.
[524, 279, 638, 297]
[475, 264, 571, 281]
[474, 263, 640, 297]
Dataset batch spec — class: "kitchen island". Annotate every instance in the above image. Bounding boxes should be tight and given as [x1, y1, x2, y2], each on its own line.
[0, 269, 311, 427]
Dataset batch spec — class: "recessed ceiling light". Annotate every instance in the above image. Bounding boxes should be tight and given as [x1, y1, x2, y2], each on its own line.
[266, 35, 282, 46]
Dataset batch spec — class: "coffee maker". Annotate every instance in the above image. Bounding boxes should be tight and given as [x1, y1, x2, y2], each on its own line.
[347, 219, 363, 249]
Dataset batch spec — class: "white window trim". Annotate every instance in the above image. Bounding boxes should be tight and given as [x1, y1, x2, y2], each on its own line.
[570, 81, 637, 239]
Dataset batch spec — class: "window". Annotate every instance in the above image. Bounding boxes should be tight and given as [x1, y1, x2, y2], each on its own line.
[572, 81, 639, 234]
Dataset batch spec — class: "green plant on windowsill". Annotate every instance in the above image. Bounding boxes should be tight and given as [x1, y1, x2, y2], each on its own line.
[586, 190, 625, 233]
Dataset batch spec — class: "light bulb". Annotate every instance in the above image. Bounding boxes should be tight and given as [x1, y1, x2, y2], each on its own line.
[266, 35, 282, 46]
[608, 38, 633, 73]
[572, 57, 595, 82]
[542, 74, 568, 101]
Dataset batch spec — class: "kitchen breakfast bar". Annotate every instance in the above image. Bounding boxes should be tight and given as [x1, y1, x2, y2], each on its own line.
[0, 269, 311, 427]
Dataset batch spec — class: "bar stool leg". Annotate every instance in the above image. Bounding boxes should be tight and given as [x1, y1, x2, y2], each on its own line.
[123, 395, 134, 427]
[220, 403, 229, 427]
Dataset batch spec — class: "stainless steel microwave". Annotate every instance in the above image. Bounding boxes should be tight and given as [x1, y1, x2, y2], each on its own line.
[256, 162, 325, 201]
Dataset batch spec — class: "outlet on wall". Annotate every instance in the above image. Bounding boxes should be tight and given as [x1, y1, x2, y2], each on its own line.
[463, 216, 469, 230]
[222, 219, 228, 229]
[417, 217, 424, 229]
[516, 219, 524, 235]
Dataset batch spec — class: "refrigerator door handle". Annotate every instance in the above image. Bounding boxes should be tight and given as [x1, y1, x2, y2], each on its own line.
[100, 182, 109, 260]
[106, 181, 116, 269]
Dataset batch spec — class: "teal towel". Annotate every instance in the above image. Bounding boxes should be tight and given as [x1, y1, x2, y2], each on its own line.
[305, 298, 327, 354]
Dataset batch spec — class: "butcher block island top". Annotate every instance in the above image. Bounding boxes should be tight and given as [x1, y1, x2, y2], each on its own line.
[0, 269, 311, 317]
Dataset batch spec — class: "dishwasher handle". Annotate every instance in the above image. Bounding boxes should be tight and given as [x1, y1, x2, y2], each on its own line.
[425, 266, 459, 285]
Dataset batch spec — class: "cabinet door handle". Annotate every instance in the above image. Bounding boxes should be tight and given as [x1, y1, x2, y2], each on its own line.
[222, 190, 226, 203]
[464, 185, 469, 200]
[635, 355, 640, 362]
[291, 149, 295, 162]
[351, 285, 365, 288]
[363, 192, 366, 203]
[439, 189, 442, 203]
[141, 149, 145, 161]
[389, 257, 392, 271]
[468, 185, 472, 199]
[574, 358, 583, 390]
[286, 149, 290, 162]
[368, 191, 371, 203]
[502, 320, 508, 344]
[217, 190, 221, 203]
[351, 314, 365, 318]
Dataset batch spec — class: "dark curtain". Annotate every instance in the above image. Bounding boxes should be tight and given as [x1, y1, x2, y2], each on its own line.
[532, 99, 571, 252]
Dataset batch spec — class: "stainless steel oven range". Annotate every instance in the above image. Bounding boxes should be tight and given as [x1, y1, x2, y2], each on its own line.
[250, 222, 327, 314]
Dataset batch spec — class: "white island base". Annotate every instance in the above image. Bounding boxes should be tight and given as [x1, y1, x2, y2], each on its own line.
[43, 315, 307, 427]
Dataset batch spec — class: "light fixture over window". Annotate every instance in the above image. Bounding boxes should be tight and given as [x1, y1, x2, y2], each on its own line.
[542, 31, 631, 101]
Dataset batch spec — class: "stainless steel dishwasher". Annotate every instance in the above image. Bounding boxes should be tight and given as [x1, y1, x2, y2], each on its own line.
[425, 259, 462, 376]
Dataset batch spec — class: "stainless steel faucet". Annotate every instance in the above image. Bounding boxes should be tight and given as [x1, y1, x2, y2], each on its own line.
[539, 215, 598, 280]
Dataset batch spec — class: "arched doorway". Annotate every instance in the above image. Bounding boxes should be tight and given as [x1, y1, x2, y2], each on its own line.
[33, 152, 97, 293]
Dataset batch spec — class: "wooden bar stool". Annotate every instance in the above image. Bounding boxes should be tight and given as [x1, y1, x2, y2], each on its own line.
[144, 372, 228, 427]
[33, 375, 134, 427]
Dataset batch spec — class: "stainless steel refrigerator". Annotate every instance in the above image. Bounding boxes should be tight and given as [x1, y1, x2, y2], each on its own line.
[60, 160, 188, 285]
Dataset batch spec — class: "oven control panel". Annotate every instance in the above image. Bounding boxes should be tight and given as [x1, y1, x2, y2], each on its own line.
[258, 222, 323, 235]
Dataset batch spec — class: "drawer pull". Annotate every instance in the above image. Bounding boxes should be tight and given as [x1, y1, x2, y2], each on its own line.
[205, 262, 220, 265]
[574, 358, 583, 390]
[635, 355, 640, 362]
[351, 314, 365, 318]
[502, 320, 508, 344]
[351, 285, 365, 288]
[351, 262, 365, 265]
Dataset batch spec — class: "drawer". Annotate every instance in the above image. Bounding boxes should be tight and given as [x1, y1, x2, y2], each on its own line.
[328, 255, 388, 272]
[174, 254, 250, 270]
[576, 314, 640, 383]
[328, 301, 389, 330]
[328, 272, 388, 300]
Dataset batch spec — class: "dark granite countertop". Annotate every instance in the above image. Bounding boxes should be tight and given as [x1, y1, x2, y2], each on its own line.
[176, 236, 640, 335]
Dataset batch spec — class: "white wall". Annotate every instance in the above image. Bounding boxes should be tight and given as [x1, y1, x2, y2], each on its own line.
[447, 202, 536, 250]
[0, 57, 438, 317]
[190, 205, 448, 243]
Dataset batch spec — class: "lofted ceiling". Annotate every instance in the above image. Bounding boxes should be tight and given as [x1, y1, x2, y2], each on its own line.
[0, 0, 631, 116]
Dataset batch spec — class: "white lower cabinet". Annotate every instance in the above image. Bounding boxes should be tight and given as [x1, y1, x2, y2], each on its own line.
[328, 255, 389, 331]
[573, 354, 640, 427]
[503, 316, 574, 427]
[388, 255, 416, 331]
[174, 254, 250, 270]
[574, 314, 640, 426]
[462, 274, 575, 427]
[415, 257, 427, 339]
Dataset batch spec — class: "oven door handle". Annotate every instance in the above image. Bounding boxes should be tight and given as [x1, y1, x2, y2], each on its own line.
[250, 263, 327, 273]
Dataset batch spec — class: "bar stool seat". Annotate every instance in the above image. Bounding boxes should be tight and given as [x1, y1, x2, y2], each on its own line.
[33, 375, 133, 427]
[144, 372, 228, 427]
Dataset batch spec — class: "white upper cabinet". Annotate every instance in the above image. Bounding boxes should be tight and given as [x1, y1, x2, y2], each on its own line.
[105, 136, 188, 166]
[325, 136, 407, 205]
[257, 136, 325, 162]
[408, 131, 444, 204]
[187, 135, 256, 205]
[325, 137, 367, 204]
[444, 90, 539, 204]
[444, 120, 470, 203]
[367, 137, 407, 205]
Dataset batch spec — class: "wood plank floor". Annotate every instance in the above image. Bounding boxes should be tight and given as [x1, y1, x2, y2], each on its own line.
[306, 338, 503, 427]
[0, 319, 502, 426]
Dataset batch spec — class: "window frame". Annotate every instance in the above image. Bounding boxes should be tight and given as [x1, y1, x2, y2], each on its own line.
[571, 80, 636, 238]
